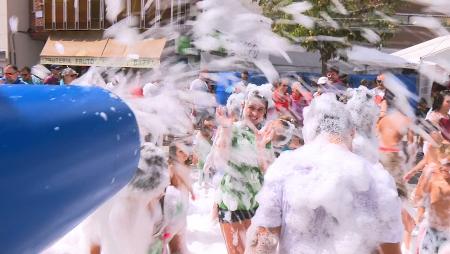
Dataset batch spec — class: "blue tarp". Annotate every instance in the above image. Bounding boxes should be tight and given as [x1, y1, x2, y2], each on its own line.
[215, 72, 268, 105]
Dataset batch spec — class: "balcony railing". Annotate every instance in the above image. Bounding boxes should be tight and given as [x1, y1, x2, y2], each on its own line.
[394, 13, 450, 28]
[41, 0, 190, 30]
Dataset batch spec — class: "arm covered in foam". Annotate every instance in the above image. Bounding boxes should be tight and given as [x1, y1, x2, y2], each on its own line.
[246, 160, 285, 253]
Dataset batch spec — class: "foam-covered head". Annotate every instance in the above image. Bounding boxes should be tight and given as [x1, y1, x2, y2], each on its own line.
[271, 118, 298, 148]
[345, 87, 380, 162]
[131, 143, 169, 198]
[226, 92, 245, 120]
[302, 93, 353, 144]
[346, 86, 379, 136]
[246, 83, 274, 109]
[243, 89, 269, 126]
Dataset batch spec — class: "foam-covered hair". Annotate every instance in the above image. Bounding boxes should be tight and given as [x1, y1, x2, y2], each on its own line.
[130, 142, 170, 199]
[226, 92, 245, 117]
[246, 83, 274, 109]
[302, 93, 353, 143]
[345, 86, 379, 137]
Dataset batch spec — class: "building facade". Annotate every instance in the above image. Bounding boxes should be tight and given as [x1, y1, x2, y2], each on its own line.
[28, 0, 195, 69]
[0, 0, 45, 72]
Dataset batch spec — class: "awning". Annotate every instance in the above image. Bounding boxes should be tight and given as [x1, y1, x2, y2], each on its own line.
[391, 35, 450, 68]
[391, 35, 450, 84]
[40, 32, 166, 68]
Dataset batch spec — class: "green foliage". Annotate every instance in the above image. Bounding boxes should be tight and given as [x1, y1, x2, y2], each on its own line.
[259, 0, 400, 72]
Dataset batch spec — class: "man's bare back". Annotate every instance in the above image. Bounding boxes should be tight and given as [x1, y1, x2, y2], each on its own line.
[377, 111, 411, 149]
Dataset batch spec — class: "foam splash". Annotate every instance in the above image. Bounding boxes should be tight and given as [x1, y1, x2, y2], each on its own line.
[346, 46, 411, 68]
[105, 0, 125, 22]
[410, 16, 449, 37]
[193, 0, 292, 82]
[103, 17, 142, 46]
[360, 28, 381, 44]
[55, 42, 65, 55]
[9, 16, 18, 33]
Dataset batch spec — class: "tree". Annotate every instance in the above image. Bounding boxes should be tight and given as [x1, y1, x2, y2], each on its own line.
[258, 0, 400, 73]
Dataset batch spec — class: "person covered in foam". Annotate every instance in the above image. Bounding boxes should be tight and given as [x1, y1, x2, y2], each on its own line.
[246, 94, 403, 254]
[42, 143, 170, 254]
[413, 118, 450, 254]
[345, 86, 380, 164]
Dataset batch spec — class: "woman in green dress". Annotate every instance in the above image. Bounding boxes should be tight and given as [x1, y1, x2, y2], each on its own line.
[214, 90, 274, 254]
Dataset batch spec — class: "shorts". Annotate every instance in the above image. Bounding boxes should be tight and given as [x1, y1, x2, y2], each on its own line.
[218, 207, 257, 224]
[420, 227, 450, 254]
[379, 150, 408, 198]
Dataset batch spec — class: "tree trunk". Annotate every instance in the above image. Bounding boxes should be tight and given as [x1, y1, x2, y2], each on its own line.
[321, 57, 327, 75]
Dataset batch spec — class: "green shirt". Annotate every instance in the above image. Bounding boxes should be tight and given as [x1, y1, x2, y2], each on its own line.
[218, 122, 271, 211]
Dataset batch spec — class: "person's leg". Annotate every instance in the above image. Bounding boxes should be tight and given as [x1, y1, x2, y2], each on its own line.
[220, 219, 251, 254]
[168, 232, 188, 254]
[401, 209, 415, 250]
[90, 244, 101, 254]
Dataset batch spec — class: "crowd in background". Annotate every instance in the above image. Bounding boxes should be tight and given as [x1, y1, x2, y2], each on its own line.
[0, 64, 80, 86]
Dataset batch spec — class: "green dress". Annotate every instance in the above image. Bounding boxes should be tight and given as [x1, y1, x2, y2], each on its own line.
[217, 121, 271, 212]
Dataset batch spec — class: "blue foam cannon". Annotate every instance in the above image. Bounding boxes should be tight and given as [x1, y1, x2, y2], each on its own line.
[0, 85, 141, 254]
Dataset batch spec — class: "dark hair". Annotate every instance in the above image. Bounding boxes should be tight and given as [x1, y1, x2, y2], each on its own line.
[328, 67, 339, 74]
[420, 119, 440, 134]
[279, 115, 299, 127]
[168, 144, 177, 163]
[6, 65, 18, 72]
[50, 65, 62, 70]
[272, 79, 281, 89]
[21, 66, 31, 73]
[383, 89, 396, 109]
[246, 90, 269, 110]
[197, 114, 215, 130]
[432, 90, 450, 111]
[201, 114, 215, 123]
[242, 70, 249, 76]
[168, 139, 191, 165]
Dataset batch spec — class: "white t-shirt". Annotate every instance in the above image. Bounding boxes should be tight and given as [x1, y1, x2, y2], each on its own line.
[251, 140, 403, 254]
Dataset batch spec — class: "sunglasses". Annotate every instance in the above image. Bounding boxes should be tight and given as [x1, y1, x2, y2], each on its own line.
[376, 80, 383, 83]
[5, 72, 16, 75]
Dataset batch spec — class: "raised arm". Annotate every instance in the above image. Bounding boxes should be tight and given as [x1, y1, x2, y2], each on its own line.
[207, 107, 233, 169]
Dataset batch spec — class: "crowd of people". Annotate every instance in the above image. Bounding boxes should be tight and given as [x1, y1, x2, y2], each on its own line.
[0, 64, 80, 85]
[5, 62, 449, 254]
[150, 67, 449, 254]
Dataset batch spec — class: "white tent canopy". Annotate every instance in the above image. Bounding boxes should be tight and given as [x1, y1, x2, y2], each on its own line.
[391, 35, 450, 66]
[392, 35, 450, 85]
